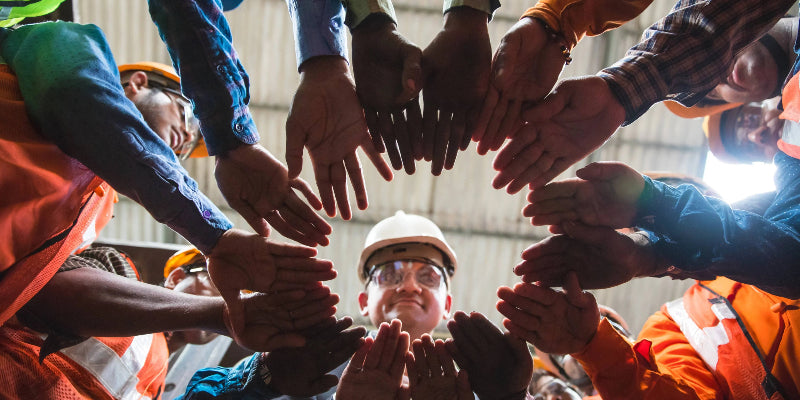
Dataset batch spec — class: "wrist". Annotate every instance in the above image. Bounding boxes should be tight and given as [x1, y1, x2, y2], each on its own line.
[629, 231, 670, 277]
[351, 12, 396, 35]
[529, 17, 571, 65]
[299, 55, 349, 78]
[443, 6, 489, 29]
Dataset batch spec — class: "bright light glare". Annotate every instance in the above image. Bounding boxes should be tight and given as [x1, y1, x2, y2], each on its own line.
[702, 151, 776, 203]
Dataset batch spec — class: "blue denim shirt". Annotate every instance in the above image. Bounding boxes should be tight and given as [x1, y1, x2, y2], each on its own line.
[178, 353, 281, 400]
[147, 0, 347, 155]
[636, 151, 800, 298]
[0, 22, 232, 254]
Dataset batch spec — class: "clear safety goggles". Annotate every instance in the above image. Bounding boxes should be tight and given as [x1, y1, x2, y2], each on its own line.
[366, 258, 448, 290]
[149, 82, 201, 160]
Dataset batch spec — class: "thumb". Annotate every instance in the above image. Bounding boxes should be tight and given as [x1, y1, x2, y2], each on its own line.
[563, 271, 595, 309]
[492, 34, 520, 91]
[285, 119, 306, 179]
[231, 200, 271, 237]
[397, 48, 423, 103]
[456, 370, 472, 398]
[576, 161, 632, 182]
[522, 88, 568, 123]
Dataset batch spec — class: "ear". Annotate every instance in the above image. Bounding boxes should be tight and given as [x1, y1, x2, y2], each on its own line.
[125, 71, 150, 94]
[358, 291, 370, 316]
[164, 268, 186, 289]
[442, 294, 452, 319]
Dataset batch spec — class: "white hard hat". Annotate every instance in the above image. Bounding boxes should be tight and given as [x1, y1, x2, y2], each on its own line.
[357, 211, 457, 283]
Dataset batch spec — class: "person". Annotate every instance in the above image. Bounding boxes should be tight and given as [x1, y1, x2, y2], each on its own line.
[0, 244, 337, 399]
[0, 16, 336, 351]
[703, 97, 783, 164]
[527, 368, 584, 400]
[489, 0, 796, 194]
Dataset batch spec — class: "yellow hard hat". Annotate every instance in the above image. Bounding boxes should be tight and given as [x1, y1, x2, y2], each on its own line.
[118, 62, 207, 159]
[0, 0, 66, 27]
[665, 99, 742, 119]
[358, 211, 457, 283]
[164, 247, 206, 279]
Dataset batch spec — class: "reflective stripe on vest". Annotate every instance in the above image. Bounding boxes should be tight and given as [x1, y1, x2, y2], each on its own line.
[59, 334, 167, 400]
[665, 297, 735, 371]
[778, 72, 800, 158]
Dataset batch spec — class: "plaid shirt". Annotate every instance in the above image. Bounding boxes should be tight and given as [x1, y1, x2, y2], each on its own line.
[599, 0, 796, 125]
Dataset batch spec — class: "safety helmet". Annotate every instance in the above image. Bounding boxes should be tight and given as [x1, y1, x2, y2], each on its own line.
[357, 211, 457, 283]
[163, 247, 206, 279]
[118, 62, 207, 159]
[0, 0, 66, 27]
[664, 99, 742, 119]
[702, 111, 741, 164]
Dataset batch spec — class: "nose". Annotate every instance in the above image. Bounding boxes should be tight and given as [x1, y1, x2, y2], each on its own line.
[396, 271, 422, 293]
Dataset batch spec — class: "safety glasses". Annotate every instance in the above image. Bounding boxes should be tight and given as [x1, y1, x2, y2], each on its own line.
[148, 81, 201, 160]
[366, 258, 448, 290]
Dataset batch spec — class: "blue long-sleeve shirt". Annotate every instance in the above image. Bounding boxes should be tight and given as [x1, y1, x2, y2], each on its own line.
[0, 22, 232, 254]
[178, 353, 281, 400]
[636, 151, 800, 298]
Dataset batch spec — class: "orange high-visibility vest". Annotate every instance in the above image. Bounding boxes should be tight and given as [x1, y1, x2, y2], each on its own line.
[664, 277, 799, 400]
[0, 65, 116, 324]
[779, 73, 800, 157]
[0, 319, 169, 399]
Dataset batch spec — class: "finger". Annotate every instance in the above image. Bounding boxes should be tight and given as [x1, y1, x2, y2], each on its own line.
[406, 352, 419, 386]
[330, 163, 352, 220]
[411, 339, 431, 377]
[344, 154, 369, 211]
[445, 112, 465, 170]
[493, 99, 524, 151]
[446, 311, 479, 366]
[444, 338, 467, 370]
[527, 180, 581, 203]
[365, 108, 386, 153]
[507, 151, 555, 194]
[522, 89, 569, 123]
[392, 110, 416, 175]
[405, 99, 424, 161]
[503, 319, 540, 345]
[456, 369, 473, 398]
[422, 103, 438, 161]
[364, 322, 392, 370]
[471, 85, 499, 148]
[514, 255, 569, 282]
[379, 111, 402, 170]
[495, 300, 543, 334]
[323, 330, 367, 371]
[398, 47, 423, 102]
[314, 162, 336, 218]
[422, 335, 442, 376]
[530, 158, 574, 190]
[283, 192, 332, 237]
[563, 270, 596, 309]
[493, 141, 545, 194]
[285, 119, 306, 179]
[467, 311, 504, 349]
[346, 337, 373, 372]
[228, 200, 270, 237]
[519, 235, 570, 260]
[434, 340, 457, 376]
[390, 332, 411, 379]
[432, 109, 451, 176]
[481, 94, 510, 154]
[575, 161, 629, 181]
[275, 268, 337, 285]
[453, 310, 490, 351]
[265, 212, 318, 248]
[510, 282, 562, 306]
[504, 331, 532, 362]
[360, 135, 394, 182]
[290, 176, 325, 211]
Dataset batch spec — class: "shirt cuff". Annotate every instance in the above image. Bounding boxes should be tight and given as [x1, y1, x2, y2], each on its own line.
[443, 0, 500, 20]
[287, 0, 349, 69]
[522, 6, 576, 49]
[199, 112, 259, 156]
[598, 55, 667, 126]
[343, 0, 397, 29]
[572, 318, 634, 377]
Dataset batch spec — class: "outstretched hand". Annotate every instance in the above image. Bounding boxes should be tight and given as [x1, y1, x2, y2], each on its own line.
[492, 76, 626, 193]
[497, 272, 599, 354]
[215, 144, 331, 246]
[524, 161, 646, 228]
[265, 317, 367, 396]
[513, 222, 664, 289]
[407, 334, 473, 400]
[207, 229, 337, 350]
[338, 320, 410, 400]
[421, 6, 492, 175]
[286, 56, 393, 220]
[352, 14, 424, 174]
[473, 17, 567, 155]
[445, 311, 532, 400]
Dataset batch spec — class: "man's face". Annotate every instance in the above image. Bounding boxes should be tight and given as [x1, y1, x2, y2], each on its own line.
[358, 243, 452, 338]
[721, 99, 783, 163]
[707, 39, 779, 104]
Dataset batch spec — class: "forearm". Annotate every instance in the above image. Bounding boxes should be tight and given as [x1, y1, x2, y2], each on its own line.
[286, 0, 348, 69]
[22, 268, 228, 338]
[443, 0, 499, 20]
[598, 0, 794, 124]
[522, 0, 653, 49]
[573, 319, 705, 400]
[148, 0, 259, 155]
[635, 172, 800, 298]
[1, 22, 230, 253]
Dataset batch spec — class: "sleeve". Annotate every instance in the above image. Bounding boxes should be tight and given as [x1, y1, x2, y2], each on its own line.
[634, 157, 800, 298]
[341, 0, 397, 29]
[0, 22, 231, 254]
[179, 353, 283, 400]
[285, 0, 349, 69]
[147, 0, 259, 156]
[521, 0, 653, 50]
[442, 0, 501, 19]
[597, 0, 795, 125]
[572, 317, 715, 400]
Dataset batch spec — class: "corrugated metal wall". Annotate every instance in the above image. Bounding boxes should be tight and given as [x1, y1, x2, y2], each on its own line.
[79, 0, 702, 335]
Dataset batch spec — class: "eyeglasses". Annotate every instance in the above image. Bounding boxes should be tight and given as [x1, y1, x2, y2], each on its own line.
[148, 81, 201, 160]
[366, 258, 448, 290]
[181, 261, 208, 275]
